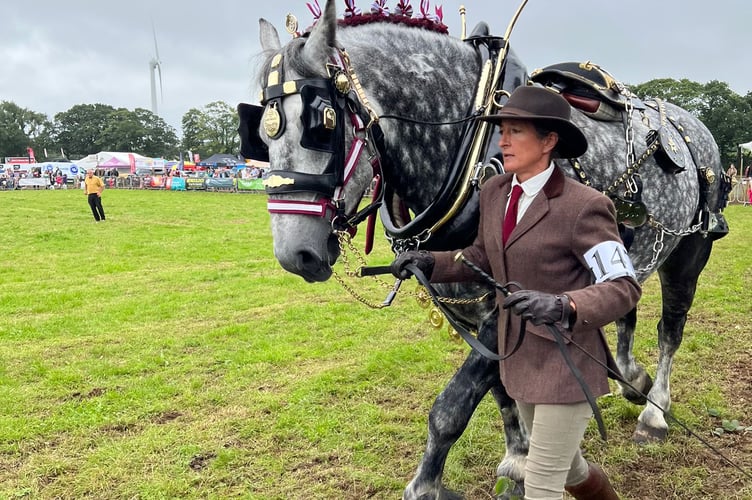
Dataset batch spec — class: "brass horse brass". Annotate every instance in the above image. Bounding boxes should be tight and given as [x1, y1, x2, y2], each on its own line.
[263, 174, 295, 188]
[324, 107, 336, 129]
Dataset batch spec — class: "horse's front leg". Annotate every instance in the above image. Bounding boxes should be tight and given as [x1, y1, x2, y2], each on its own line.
[403, 317, 527, 500]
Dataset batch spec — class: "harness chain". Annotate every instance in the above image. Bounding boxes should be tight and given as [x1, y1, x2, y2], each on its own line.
[570, 99, 703, 273]
[636, 216, 702, 275]
[333, 231, 492, 309]
[623, 98, 639, 195]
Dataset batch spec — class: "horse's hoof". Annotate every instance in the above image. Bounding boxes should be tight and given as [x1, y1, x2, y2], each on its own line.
[633, 422, 668, 443]
[402, 486, 463, 500]
[621, 371, 653, 405]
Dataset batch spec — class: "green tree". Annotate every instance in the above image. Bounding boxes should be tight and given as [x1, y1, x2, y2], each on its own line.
[98, 108, 179, 158]
[631, 79, 752, 167]
[0, 101, 49, 159]
[630, 78, 707, 114]
[52, 104, 118, 157]
[180, 101, 239, 159]
[181, 108, 203, 158]
[52, 104, 179, 159]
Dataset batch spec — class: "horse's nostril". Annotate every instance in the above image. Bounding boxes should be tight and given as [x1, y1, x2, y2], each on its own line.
[296, 250, 318, 270]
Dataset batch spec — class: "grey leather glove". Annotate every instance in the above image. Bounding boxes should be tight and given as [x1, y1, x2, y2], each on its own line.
[503, 290, 574, 327]
[390, 250, 435, 280]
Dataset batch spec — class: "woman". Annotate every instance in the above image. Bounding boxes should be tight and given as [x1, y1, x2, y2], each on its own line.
[391, 85, 641, 499]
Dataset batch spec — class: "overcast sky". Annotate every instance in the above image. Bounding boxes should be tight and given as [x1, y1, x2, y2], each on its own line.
[2, 0, 749, 139]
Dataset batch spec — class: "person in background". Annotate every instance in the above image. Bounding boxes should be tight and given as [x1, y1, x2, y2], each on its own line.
[84, 169, 106, 222]
[390, 86, 641, 499]
[726, 163, 737, 178]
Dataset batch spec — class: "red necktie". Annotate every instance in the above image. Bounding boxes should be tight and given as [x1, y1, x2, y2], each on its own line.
[502, 185, 523, 244]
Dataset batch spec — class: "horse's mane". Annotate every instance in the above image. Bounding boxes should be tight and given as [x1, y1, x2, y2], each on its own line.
[258, 10, 452, 90]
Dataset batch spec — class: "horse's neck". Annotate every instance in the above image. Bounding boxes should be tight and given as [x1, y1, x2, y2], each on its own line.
[339, 26, 480, 211]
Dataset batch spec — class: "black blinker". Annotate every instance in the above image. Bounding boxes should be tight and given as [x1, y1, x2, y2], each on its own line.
[300, 85, 337, 153]
[237, 103, 270, 162]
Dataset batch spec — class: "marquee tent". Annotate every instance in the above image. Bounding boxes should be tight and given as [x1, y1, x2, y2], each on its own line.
[198, 153, 243, 168]
[740, 141, 752, 153]
[75, 151, 153, 174]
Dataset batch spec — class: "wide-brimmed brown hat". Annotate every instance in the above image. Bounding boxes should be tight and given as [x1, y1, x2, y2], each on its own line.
[478, 85, 588, 158]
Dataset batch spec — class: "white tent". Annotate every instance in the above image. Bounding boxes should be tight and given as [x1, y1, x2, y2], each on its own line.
[740, 141, 752, 153]
[74, 152, 153, 174]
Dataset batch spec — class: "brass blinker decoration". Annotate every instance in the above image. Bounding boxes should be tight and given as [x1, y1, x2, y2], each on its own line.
[334, 72, 351, 95]
[263, 174, 295, 188]
[324, 107, 336, 130]
[285, 13, 299, 38]
[263, 102, 282, 137]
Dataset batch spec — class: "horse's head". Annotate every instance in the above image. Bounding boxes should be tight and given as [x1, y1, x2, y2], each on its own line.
[239, 0, 377, 282]
[240, 1, 531, 281]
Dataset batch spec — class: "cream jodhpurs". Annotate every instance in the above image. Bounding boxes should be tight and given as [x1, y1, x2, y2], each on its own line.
[516, 401, 592, 500]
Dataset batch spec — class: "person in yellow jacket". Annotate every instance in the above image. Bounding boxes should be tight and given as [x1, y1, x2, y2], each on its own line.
[84, 169, 106, 222]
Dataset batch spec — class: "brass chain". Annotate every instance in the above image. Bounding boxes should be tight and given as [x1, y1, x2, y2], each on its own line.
[332, 231, 492, 308]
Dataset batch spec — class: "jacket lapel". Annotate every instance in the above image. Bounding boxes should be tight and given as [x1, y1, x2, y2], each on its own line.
[505, 167, 566, 248]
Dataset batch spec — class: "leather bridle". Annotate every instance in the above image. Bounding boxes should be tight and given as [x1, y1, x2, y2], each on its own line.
[238, 48, 383, 235]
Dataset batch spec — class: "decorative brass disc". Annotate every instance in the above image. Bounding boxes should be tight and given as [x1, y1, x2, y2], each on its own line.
[334, 72, 351, 94]
[447, 326, 460, 341]
[285, 14, 299, 37]
[262, 105, 282, 138]
[415, 285, 431, 309]
[428, 308, 444, 329]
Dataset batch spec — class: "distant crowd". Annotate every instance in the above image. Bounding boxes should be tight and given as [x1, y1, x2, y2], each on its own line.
[0, 165, 267, 191]
[0, 167, 80, 190]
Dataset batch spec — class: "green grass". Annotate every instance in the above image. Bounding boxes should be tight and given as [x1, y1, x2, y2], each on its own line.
[0, 190, 750, 499]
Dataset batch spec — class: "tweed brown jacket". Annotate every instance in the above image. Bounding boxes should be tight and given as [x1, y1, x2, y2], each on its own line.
[431, 167, 641, 404]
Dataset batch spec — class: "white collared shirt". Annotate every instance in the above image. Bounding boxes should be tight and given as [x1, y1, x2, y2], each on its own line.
[506, 162, 555, 223]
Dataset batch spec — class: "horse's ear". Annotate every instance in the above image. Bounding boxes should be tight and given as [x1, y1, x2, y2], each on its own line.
[259, 18, 281, 52]
[302, 0, 337, 66]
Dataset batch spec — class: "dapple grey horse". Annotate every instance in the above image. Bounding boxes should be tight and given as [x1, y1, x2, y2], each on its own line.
[239, 1, 727, 497]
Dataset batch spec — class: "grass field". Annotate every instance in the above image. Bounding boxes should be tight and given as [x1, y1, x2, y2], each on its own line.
[1, 189, 750, 499]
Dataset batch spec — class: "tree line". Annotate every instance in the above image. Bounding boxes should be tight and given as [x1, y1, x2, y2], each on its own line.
[0, 100, 240, 162]
[1, 78, 751, 168]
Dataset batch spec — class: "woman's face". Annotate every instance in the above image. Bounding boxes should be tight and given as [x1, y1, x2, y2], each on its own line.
[498, 119, 557, 182]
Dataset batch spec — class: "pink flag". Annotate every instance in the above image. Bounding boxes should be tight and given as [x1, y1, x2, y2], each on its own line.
[128, 153, 136, 174]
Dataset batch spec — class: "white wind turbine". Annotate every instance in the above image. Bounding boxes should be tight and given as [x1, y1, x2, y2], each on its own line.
[149, 24, 163, 116]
